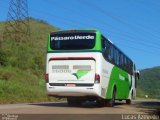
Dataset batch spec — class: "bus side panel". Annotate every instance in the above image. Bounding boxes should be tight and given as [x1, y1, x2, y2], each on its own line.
[127, 75, 136, 99]
[100, 55, 114, 98]
[105, 66, 131, 99]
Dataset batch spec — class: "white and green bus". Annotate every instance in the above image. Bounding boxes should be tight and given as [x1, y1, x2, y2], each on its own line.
[45, 29, 140, 106]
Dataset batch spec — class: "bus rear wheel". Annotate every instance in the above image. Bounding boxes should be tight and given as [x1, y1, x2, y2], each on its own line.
[67, 97, 82, 106]
[106, 88, 116, 107]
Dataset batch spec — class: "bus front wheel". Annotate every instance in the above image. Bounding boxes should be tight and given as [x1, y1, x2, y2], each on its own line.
[126, 91, 133, 104]
[126, 99, 131, 104]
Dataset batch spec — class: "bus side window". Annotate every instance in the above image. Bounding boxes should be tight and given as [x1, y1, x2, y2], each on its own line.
[102, 37, 109, 60]
[119, 53, 123, 68]
[130, 61, 133, 75]
[128, 59, 132, 74]
[102, 37, 106, 50]
[114, 49, 117, 65]
[112, 47, 116, 64]
[128, 60, 131, 74]
[108, 45, 113, 62]
[116, 50, 119, 66]
[105, 41, 110, 60]
[124, 57, 127, 71]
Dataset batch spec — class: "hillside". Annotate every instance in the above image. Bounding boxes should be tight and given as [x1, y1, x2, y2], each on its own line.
[137, 66, 160, 99]
[0, 18, 59, 103]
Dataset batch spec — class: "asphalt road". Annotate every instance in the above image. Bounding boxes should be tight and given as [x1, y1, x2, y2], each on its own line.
[0, 100, 159, 120]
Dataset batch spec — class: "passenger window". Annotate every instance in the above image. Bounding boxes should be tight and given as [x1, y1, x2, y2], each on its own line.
[102, 38, 106, 51]
[102, 37, 108, 60]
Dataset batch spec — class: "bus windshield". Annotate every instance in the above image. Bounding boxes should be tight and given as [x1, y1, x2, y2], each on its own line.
[50, 32, 96, 50]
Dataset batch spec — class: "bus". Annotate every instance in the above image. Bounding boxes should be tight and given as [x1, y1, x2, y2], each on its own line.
[44, 29, 140, 107]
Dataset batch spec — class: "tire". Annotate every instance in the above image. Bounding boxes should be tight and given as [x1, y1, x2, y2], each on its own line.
[96, 99, 106, 107]
[126, 99, 131, 104]
[106, 88, 116, 107]
[126, 91, 133, 104]
[67, 97, 82, 106]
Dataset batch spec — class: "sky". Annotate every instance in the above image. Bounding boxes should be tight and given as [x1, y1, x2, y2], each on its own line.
[0, 0, 160, 70]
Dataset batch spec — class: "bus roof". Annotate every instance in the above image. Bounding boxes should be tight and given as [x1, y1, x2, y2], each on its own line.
[50, 29, 99, 35]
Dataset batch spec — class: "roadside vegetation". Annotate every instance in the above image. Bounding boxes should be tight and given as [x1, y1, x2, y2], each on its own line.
[137, 66, 160, 99]
[0, 18, 60, 103]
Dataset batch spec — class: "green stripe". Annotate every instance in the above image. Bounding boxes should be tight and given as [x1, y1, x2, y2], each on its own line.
[105, 66, 131, 99]
[73, 70, 90, 80]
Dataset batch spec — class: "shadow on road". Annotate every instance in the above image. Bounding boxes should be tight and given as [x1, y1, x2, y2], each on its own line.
[29, 100, 160, 117]
[30, 102, 68, 107]
[30, 100, 126, 108]
[133, 100, 160, 116]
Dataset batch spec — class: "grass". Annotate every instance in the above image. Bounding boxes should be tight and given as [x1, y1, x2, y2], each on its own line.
[0, 18, 60, 104]
[0, 66, 61, 104]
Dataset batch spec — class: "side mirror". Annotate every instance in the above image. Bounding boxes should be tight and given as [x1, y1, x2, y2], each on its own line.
[135, 71, 140, 80]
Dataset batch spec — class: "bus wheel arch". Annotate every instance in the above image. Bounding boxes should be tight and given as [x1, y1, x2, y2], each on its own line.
[131, 90, 134, 99]
[111, 84, 117, 99]
[106, 85, 117, 107]
[130, 89, 135, 100]
[113, 85, 117, 97]
[132, 89, 136, 100]
[126, 90, 133, 105]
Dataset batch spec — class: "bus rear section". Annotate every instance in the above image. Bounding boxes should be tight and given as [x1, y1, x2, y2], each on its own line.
[46, 56, 102, 105]
[47, 57, 101, 95]
[45, 30, 102, 105]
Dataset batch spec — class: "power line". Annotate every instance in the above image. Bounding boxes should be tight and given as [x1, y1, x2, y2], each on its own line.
[31, 12, 79, 28]
[44, 0, 160, 48]
[78, 0, 160, 43]
[30, 8, 93, 28]
[29, 1, 160, 52]
[107, 31, 160, 50]
[115, 42, 156, 54]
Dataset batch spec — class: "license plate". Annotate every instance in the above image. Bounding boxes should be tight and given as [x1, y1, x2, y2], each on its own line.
[66, 84, 76, 87]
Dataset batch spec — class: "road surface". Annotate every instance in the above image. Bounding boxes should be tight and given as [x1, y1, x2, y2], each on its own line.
[0, 100, 159, 120]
